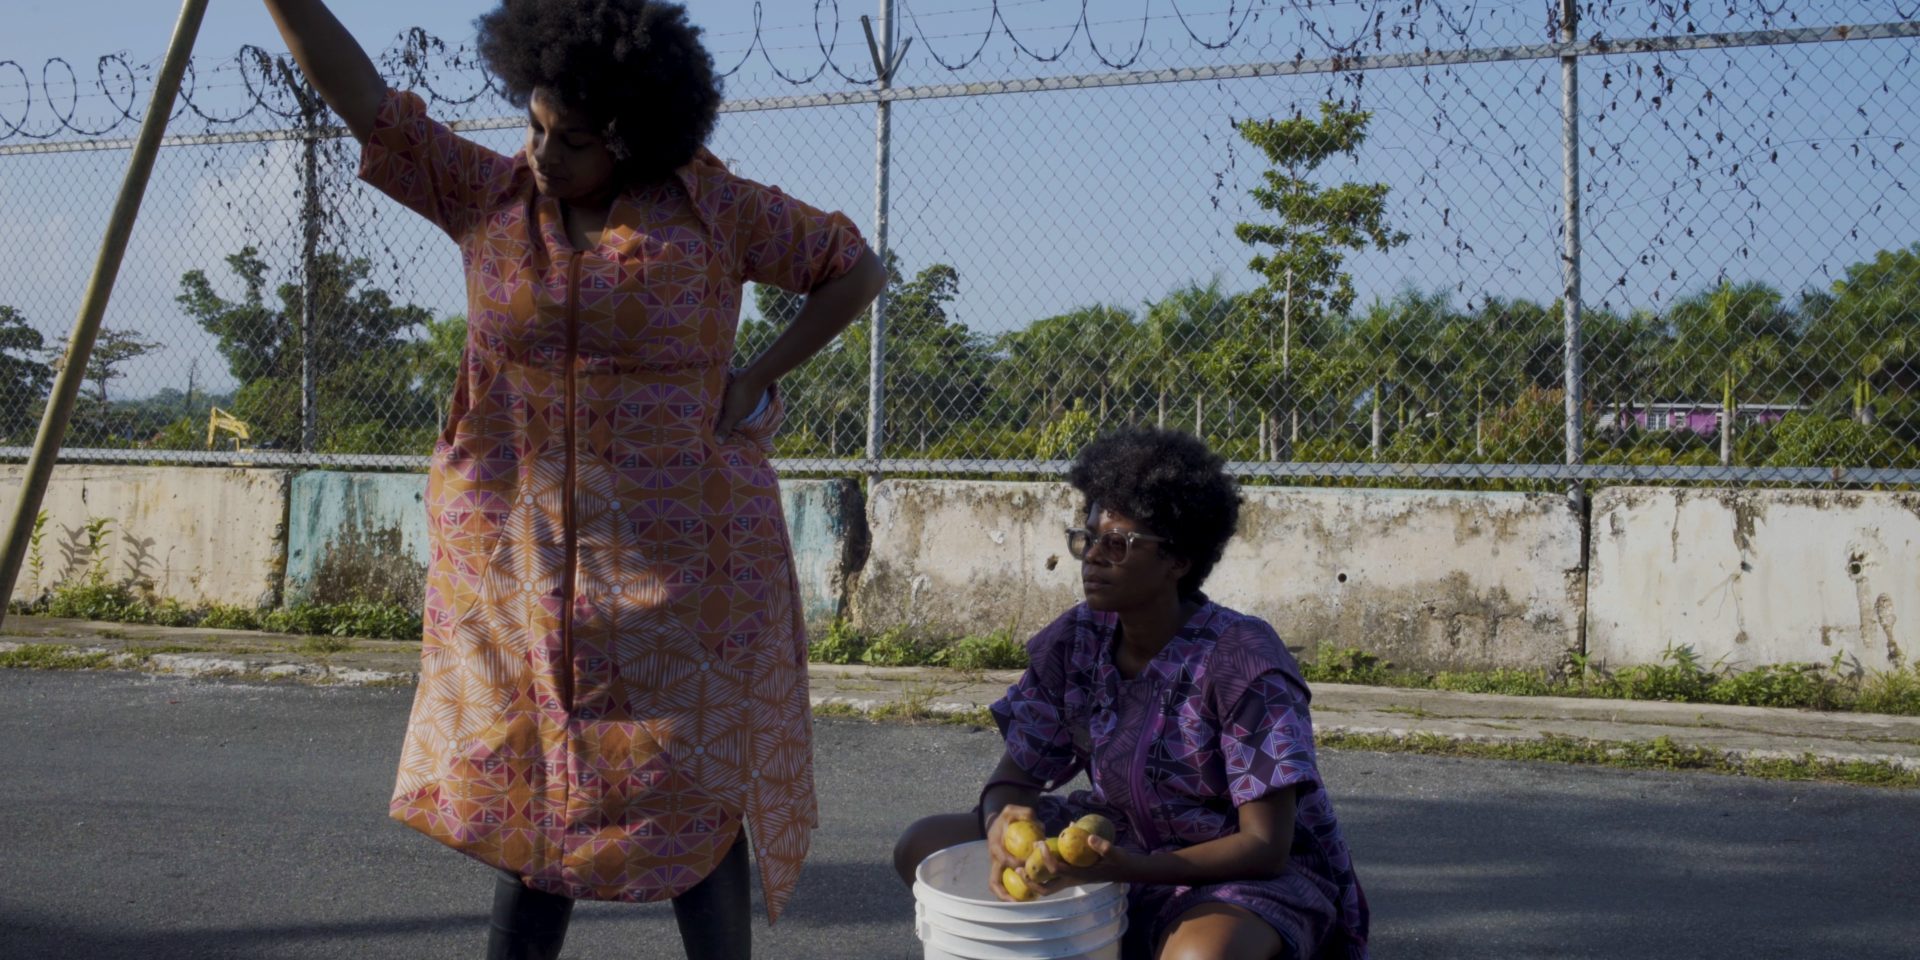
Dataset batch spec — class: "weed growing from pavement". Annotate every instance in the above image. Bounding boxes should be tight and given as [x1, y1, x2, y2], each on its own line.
[0, 644, 119, 670]
[813, 700, 995, 728]
[296, 636, 356, 657]
[808, 621, 1027, 671]
[11, 587, 424, 642]
[1318, 731, 1920, 789]
[1302, 645, 1920, 717]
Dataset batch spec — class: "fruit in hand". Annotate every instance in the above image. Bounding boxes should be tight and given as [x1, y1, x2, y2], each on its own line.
[1024, 844, 1055, 885]
[1002, 819, 1045, 861]
[1073, 814, 1117, 844]
[1002, 866, 1035, 901]
[1057, 826, 1099, 867]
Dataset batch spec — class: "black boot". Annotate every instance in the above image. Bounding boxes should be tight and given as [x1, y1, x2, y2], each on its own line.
[487, 871, 575, 960]
[670, 835, 753, 960]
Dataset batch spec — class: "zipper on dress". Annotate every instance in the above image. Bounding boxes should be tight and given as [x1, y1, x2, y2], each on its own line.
[559, 254, 581, 713]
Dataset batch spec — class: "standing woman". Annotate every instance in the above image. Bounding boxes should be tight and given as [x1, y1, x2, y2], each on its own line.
[260, 2, 885, 957]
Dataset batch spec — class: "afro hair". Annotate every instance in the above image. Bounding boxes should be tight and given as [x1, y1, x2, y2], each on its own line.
[476, 0, 721, 185]
[1067, 427, 1242, 598]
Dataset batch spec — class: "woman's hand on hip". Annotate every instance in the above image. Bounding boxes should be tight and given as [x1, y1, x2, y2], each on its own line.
[714, 371, 770, 441]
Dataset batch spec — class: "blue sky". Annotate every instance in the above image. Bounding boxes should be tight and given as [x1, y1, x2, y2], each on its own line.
[2, 2, 1915, 400]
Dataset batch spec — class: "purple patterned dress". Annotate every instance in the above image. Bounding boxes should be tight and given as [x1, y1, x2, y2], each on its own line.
[990, 599, 1368, 960]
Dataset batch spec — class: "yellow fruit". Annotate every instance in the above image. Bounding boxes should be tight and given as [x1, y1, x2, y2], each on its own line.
[1073, 814, 1117, 844]
[1057, 826, 1100, 867]
[1025, 844, 1055, 885]
[1001, 866, 1034, 901]
[1002, 819, 1044, 861]
[1046, 837, 1062, 857]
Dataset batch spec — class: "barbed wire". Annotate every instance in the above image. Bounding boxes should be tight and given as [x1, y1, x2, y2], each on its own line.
[17, 1, 1903, 142]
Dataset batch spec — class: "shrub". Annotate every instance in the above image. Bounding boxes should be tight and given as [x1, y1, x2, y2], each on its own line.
[1301, 647, 1398, 686]
[860, 627, 927, 667]
[810, 620, 868, 664]
[933, 630, 1028, 671]
[1855, 664, 1920, 716]
[1606, 644, 1716, 703]
[1706, 663, 1849, 710]
[1431, 668, 1554, 697]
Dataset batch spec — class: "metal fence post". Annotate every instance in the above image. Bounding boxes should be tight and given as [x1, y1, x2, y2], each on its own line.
[864, 0, 896, 485]
[1558, 0, 1585, 503]
[299, 95, 322, 455]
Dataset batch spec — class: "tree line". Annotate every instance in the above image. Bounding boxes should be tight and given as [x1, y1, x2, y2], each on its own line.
[0, 101, 1913, 472]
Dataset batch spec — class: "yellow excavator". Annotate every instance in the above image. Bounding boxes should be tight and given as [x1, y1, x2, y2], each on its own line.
[205, 407, 255, 452]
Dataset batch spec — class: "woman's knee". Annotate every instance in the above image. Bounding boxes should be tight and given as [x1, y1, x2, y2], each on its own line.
[892, 812, 981, 886]
[1155, 902, 1286, 960]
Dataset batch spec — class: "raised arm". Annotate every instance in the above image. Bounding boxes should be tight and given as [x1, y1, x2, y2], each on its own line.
[261, 0, 385, 142]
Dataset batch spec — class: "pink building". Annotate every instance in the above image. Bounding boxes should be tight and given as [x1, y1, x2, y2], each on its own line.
[1599, 403, 1801, 435]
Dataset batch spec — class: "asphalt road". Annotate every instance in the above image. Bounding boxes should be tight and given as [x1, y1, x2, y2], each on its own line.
[2, 670, 1916, 959]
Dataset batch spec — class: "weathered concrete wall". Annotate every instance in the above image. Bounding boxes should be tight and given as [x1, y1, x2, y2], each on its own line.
[285, 472, 430, 607]
[852, 481, 1084, 640]
[782, 479, 867, 633]
[1588, 487, 1920, 671]
[285, 472, 862, 634]
[851, 481, 1585, 670]
[1, 465, 289, 608]
[1220, 488, 1585, 670]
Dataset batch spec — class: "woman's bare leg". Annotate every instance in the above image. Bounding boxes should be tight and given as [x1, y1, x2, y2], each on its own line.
[892, 812, 985, 886]
[1155, 902, 1287, 960]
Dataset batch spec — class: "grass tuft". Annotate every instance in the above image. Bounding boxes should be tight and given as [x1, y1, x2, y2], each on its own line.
[1302, 644, 1920, 717]
[1319, 731, 1920, 788]
[0, 644, 118, 671]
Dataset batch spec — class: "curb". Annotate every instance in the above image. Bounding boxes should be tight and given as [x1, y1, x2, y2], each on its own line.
[7, 622, 1920, 775]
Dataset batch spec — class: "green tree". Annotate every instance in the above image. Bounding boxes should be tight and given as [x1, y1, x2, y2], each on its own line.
[177, 245, 434, 453]
[868, 258, 990, 454]
[995, 304, 1136, 426]
[1235, 101, 1408, 459]
[44, 327, 164, 445]
[410, 313, 467, 436]
[1806, 243, 1920, 430]
[745, 281, 868, 457]
[0, 306, 51, 442]
[1133, 280, 1231, 433]
[1342, 292, 1458, 459]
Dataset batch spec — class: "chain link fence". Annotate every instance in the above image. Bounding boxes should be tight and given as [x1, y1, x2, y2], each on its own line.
[2, 1, 1917, 487]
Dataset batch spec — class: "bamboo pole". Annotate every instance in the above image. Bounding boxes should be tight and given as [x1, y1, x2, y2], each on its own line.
[0, 0, 212, 628]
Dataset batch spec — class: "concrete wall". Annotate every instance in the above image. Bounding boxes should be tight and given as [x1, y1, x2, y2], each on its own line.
[851, 481, 1585, 670]
[15, 463, 1915, 673]
[1217, 488, 1584, 670]
[1, 465, 289, 608]
[285, 472, 431, 607]
[1589, 487, 1920, 672]
[283, 471, 862, 635]
[781, 479, 867, 632]
[852, 481, 1084, 640]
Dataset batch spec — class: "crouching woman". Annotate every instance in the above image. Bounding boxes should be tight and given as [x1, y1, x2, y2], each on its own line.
[892, 427, 1369, 960]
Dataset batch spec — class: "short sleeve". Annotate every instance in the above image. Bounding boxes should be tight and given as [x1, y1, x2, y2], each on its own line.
[357, 87, 520, 241]
[1221, 671, 1321, 807]
[732, 178, 867, 293]
[988, 612, 1084, 789]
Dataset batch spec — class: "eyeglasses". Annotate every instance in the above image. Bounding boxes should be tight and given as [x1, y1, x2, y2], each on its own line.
[1065, 527, 1172, 564]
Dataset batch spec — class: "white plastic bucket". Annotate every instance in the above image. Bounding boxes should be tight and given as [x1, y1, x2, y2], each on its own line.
[912, 840, 1128, 960]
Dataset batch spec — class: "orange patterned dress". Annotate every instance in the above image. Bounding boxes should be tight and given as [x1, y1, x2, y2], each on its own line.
[358, 88, 866, 921]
